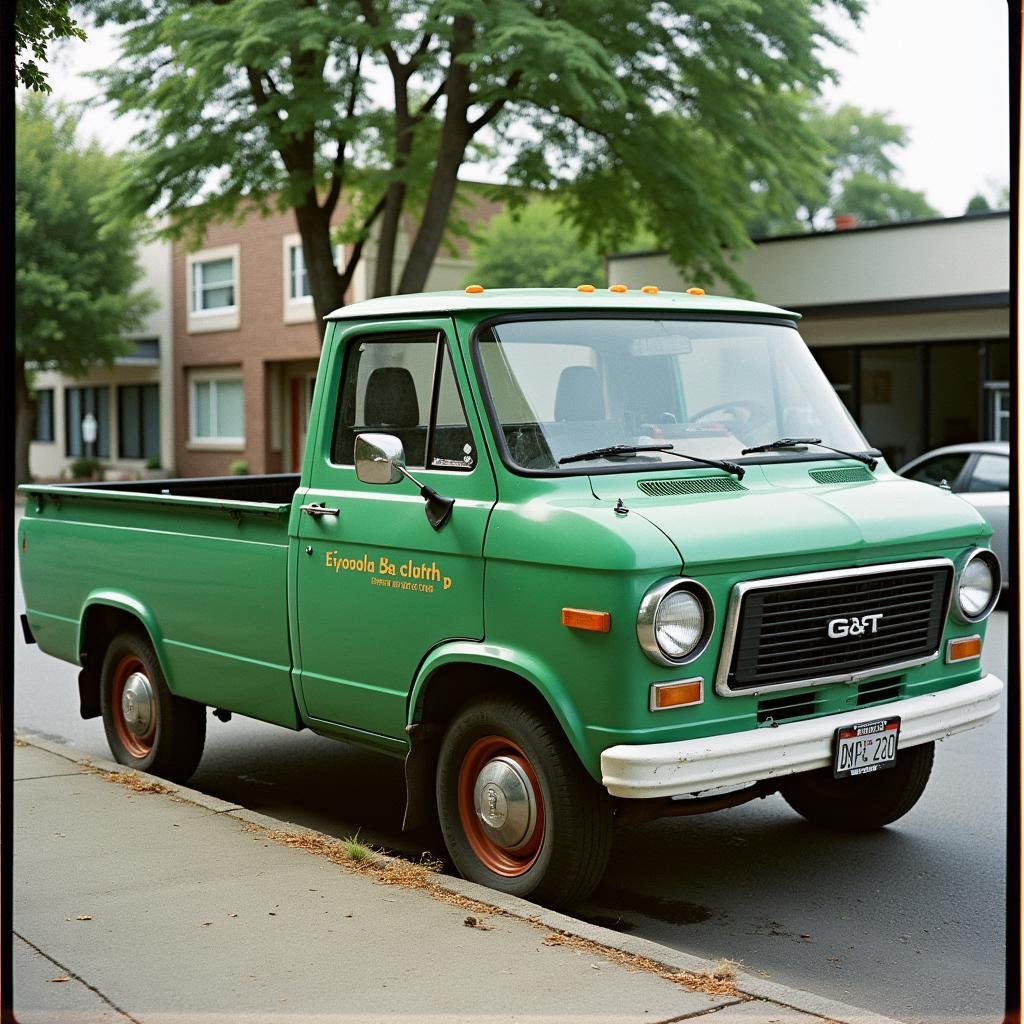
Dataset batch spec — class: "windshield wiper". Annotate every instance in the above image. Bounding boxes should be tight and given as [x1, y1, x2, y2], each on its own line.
[740, 437, 877, 470]
[558, 444, 745, 479]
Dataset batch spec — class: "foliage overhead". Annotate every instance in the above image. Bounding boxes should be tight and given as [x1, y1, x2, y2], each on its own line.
[15, 0, 87, 92]
[747, 102, 937, 235]
[16, 94, 154, 372]
[93, 0, 864, 317]
[465, 198, 606, 289]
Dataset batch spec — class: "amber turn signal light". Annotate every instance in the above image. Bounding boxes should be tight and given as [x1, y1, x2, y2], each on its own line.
[946, 636, 982, 663]
[561, 608, 611, 633]
[650, 678, 703, 711]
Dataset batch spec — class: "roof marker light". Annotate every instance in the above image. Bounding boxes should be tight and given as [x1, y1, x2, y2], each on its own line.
[609, 284, 628, 293]
[641, 285, 659, 295]
[687, 287, 705, 296]
[577, 284, 596, 293]
[465, 284, 484, 294]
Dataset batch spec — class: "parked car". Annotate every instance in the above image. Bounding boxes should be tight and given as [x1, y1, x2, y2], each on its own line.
[899, 442, 1009, 589]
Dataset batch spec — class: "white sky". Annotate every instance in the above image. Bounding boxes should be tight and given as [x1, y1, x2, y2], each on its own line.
[41, 0, 1010, 218]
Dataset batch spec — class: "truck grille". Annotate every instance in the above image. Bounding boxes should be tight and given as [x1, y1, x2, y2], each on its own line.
[721, 561, 953, 692]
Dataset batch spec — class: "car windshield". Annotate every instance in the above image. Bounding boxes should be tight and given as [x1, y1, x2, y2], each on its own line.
[477, 317, 871, 473]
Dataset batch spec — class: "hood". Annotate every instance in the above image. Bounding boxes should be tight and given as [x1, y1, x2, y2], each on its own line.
[589, 471, 989, 572]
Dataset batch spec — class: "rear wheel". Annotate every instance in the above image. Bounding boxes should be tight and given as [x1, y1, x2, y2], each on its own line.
[100, 631, 206, 782]
[779, 741, 934, 831]
[436, 695, 612, 905]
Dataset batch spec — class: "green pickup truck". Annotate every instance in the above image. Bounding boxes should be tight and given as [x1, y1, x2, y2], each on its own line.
[19, 287, 1003, 904]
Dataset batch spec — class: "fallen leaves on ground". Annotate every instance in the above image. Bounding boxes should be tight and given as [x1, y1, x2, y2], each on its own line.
[463, 915, 493, 930]
[97, 770, 176, 795]
[542, 933, 739, 998]
[74, 915, 92, 921]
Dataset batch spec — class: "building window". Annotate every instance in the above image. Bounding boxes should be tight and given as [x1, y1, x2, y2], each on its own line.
[65, 387, 110, 458]
[288, 243, 310, 301]
[118, 384, 160, 460]
[191, 257, 236, 312]
[34, 389, 54, 442]
[191, 374, 244, 444]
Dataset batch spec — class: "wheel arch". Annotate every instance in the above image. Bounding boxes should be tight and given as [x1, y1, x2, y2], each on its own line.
[76, 592, 170, 720]
[401, 642, 593, 832]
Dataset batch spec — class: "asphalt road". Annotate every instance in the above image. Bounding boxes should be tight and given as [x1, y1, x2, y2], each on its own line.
[13, 509, 1008, 1023]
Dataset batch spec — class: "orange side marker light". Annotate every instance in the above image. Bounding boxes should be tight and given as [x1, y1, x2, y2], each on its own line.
[465, 284, 484, 294]
[641, 285, 659, 294]
[650, 679, 703, 711]
[686, 287, 705, 296]
[577, 284, 596, 293]
[561, 608, 611, 633]
[946, 636, 982, 663]
[609, 284, 628, 293]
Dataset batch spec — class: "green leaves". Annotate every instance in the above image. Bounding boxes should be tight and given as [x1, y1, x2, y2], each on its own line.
[15, 95, 155, 373]
[15, 0, 87, 92]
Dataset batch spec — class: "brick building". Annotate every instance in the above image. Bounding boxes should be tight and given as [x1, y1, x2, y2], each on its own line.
[172, 195, 501, 477]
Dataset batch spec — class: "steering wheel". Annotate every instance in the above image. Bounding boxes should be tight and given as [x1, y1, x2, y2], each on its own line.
[687, 400, 773, 441]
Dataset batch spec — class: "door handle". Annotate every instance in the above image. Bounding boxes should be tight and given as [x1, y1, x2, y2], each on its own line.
[300, 502, 340, 518]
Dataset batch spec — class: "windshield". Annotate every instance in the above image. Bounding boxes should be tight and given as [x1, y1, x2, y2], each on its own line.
[477, 317, 870, 473]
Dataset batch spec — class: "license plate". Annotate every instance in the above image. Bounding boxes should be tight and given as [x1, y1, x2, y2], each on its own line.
[832, 717, 901, 779]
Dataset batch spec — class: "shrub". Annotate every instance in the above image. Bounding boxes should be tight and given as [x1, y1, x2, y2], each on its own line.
[70, 458, 103, 480]
[229, 458, 249, 476]
[145, 455, 162, 470]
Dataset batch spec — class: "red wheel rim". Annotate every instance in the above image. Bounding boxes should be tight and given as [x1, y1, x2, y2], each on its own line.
[457, 735, 545, 877]
[111, 655, 157, 758]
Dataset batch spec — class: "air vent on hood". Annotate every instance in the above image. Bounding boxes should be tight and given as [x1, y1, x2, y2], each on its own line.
[809, 467, 874, 485]
[638, 476, 745, 497]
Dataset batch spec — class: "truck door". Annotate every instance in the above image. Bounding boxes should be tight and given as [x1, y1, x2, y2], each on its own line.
[293, 320, 496, 741]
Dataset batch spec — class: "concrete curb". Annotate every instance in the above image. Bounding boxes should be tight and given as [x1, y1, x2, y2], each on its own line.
[17, 731, 905, 1024]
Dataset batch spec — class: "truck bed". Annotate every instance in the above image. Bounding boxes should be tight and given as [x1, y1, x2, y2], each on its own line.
[18, 473, 303, 730]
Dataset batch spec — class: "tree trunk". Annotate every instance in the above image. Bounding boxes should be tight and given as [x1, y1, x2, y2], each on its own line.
[15, 355, 37, 485]
[397, 19, 474, 294]
[373, 102, 414, 298]
[295, 197, 347, 345]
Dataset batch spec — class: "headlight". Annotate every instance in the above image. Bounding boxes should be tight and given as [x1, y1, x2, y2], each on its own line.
[637, 579, 714, 666]
[953, 549, 1001, 623]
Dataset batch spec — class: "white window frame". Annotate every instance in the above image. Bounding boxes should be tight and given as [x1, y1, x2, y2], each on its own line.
[282, 234, 344, 324]
[186, 245, 241, 333]
[188, 368, 245, 448]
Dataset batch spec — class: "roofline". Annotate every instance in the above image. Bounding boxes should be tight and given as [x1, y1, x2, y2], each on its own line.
[796, 291, 1010, 319]
[606, 210, 1011, 262]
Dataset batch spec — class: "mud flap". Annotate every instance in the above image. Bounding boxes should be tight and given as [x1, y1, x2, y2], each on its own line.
[402, 722, 441, 831]
[78, 667, 101, 720]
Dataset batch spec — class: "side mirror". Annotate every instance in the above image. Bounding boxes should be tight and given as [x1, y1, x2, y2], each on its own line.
[353, 431, 454, 531]
[355, 433, 406, 485]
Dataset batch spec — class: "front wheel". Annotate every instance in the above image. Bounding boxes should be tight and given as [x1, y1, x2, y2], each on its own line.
[436, 696, 612, 905]
[100, 631, 206, 782]
[779, 741, 934, 831]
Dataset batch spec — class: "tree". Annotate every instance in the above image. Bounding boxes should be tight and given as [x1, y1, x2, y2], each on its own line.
[465, 198, 605, 288]
[94, 0, 863, 334]
[15, 96, 154, 484]
[747, 103, 936, 235]
[15, 0, 87, 92]
[965, 182, 1009, 214]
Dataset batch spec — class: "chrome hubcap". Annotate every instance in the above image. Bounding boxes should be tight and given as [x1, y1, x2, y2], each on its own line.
[121, 672, 154, 737]
[473, 755, 538, 850]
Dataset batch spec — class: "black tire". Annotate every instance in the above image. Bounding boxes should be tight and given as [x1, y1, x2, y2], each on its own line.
[100, 631, 206, 782]
[436, 695, 612, 906]
[779, 741, 934, 831]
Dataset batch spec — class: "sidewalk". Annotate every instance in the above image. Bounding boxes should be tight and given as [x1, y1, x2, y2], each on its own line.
[13, 735, 903, 1024]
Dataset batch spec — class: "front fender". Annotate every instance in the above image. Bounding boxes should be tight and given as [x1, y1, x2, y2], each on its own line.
[408, 640, 595, 778]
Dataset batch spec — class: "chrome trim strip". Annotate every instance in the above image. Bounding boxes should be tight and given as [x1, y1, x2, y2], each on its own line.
[637, 578, 715, 668]
[713, 557, 956, 698]
[649, 677, 704, 712]
[946, 635, 982, 663]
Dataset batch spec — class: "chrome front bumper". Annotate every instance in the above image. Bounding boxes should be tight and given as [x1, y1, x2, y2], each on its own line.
[600, 674, 1003, 800]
